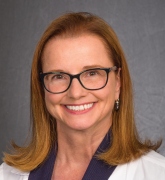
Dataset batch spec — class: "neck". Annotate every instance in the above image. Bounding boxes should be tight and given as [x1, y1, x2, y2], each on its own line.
[55, 123, 111, 164]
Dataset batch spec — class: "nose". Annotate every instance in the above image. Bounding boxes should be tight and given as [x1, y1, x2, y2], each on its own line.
[67, 78, 87, 99]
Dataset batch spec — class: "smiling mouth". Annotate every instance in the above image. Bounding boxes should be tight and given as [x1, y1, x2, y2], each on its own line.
[65, 103, 94, 111]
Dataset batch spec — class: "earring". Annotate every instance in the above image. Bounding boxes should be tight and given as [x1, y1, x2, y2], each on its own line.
[115, 99, 120, 111]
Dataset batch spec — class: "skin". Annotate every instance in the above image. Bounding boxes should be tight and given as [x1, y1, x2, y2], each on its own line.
[42, 34, 120, 180]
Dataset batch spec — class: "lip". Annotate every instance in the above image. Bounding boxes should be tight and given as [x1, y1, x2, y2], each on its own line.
[63, 102, 96, 115]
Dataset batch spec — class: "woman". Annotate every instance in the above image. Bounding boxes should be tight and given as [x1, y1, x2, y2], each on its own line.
[0, 12, 165, 180]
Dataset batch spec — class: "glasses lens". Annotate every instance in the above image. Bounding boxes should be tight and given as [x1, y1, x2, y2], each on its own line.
[43, 72, 70, 93]
[80, 69, 107, 90]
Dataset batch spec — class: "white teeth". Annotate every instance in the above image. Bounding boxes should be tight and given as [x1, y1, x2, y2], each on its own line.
[66, 103, 93, 111]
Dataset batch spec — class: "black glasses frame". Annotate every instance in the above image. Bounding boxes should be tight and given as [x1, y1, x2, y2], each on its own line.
[40, 66, 118, 94]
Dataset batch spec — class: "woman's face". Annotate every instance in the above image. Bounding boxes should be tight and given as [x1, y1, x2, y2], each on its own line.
[42, 34, 120, 133]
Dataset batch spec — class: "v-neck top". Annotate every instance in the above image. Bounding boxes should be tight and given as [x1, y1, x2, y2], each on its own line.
[28, 131, 116, 180]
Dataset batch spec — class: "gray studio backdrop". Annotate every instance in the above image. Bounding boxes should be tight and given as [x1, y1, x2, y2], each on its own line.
[0, 0, 165, 164]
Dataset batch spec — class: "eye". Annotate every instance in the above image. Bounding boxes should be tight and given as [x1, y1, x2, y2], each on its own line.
[46, 73, 68, 82]
[82, 69, 106, 80]
[86, 70, 99, 76]
[52, 74, 64, 80]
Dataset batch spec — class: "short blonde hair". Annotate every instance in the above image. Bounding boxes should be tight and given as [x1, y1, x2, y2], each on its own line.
[4, 12, 160, 171]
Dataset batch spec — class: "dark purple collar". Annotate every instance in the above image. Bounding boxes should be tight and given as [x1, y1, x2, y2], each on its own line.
[29, 130, 116, 180]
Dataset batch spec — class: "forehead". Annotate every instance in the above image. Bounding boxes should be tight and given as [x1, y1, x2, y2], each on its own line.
[42, 34, 113, 73]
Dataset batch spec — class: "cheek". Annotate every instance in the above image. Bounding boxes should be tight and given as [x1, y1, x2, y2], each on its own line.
[44, 92, 62, 113]
[104, 80, 117, 100]
[93, 84, 116, 110]
[104, 88, 116, 107]
[106, 74, 120, 101]
[98, 79, 118, 110]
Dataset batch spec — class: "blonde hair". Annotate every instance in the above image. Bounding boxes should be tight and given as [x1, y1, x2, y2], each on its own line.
[4, 12, 160, 171]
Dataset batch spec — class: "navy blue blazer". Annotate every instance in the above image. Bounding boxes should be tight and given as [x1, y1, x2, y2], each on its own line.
[29, 131, 116, 180]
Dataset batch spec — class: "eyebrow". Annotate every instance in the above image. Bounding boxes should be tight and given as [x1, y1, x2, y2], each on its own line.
[45, 65, 105, 73]
[82, 65, 105, 70]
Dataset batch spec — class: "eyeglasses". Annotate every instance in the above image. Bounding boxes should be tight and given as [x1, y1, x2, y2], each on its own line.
[40, 66, 118, 94]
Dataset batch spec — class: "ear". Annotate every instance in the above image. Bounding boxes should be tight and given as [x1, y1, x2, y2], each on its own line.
[115, 68, 121, 100]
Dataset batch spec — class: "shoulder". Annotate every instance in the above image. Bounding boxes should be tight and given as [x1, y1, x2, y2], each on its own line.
[109, 151, 165, 180]
[0, 162, 29, 180]
[142, 150, 165, 166]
